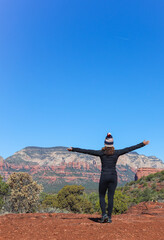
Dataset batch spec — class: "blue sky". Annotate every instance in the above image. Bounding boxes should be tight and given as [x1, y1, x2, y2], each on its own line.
[0, 0, 164, 161]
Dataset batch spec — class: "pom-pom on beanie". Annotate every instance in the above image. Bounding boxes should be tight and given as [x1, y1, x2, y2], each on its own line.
[104, 132, 114, 147]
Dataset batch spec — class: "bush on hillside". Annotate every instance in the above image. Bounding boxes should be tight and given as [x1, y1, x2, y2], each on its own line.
[158, 189, 164, 202]
[138, 178, 146, 185]
[159, 174, 164, 182]
[7, 172, 43, 213]
[142, 182, 148, 187]
[128, 180, 136, 186]
[119, 170, 164, 203]
[0, 175, 9, 209]
[138, 187, 158, 202]
[113, 190, 132, 214]
[95, 190, 131, 215]
[57, 185, 93, 213]
[151, 182, 156, 190]
[40, 193, 58, 208]
[145, 174, 155, 181]
[88, 192, 99, 211]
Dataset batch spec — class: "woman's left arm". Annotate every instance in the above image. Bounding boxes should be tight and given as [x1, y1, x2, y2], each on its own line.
[117, 140, 150, 156]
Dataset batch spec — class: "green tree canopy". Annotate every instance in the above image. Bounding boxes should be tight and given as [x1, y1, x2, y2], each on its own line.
[57, 185, 93, 213]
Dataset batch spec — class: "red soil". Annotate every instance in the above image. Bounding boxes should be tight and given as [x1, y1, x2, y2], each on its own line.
[0, 202, 164, 240]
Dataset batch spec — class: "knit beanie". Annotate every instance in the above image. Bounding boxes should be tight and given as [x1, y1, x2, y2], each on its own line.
[104, 132, 114, 147]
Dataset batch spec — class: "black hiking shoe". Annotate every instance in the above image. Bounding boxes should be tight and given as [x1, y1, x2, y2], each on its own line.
[107, 217, 112, 223]
[100, 214, 108, 223]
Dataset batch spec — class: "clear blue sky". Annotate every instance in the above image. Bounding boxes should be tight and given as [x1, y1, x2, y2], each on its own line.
[0, 0, 164, 161]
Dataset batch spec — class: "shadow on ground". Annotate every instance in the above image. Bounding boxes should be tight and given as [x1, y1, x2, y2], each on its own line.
[88, 217, 101, 223]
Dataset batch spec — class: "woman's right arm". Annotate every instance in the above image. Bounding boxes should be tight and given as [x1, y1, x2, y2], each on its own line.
[67, 147, 101, 156]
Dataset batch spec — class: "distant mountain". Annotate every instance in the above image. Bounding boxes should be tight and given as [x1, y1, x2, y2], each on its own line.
[0, 146, 164, 193]
[118, 152, 164, 169]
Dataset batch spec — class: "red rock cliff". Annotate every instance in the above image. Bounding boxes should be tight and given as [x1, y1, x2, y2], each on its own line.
[135, 167, 164, 180]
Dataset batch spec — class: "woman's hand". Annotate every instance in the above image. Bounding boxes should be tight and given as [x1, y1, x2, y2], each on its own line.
[67, 147, 73, 151]
[143, 140, 150, 145]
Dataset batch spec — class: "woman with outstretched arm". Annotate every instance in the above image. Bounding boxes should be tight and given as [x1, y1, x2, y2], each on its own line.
[67, 133, 149, 223]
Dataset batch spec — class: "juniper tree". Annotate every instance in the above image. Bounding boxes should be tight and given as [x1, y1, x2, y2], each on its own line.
[7, 172, 43, 213]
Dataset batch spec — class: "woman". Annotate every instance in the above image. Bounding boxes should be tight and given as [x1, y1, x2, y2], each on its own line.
[67, 133, 150, 223]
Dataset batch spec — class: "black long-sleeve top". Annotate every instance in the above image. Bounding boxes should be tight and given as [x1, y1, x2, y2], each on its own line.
[72, 142, 145, 175]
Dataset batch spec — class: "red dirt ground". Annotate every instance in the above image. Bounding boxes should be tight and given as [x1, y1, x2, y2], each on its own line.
[0, 202, 164, 240]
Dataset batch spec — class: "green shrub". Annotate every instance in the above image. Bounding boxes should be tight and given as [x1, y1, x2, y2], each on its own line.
[129, 188, 143, 203]
[138, 187, 158, 202]
[154, 171, 164, 178]
[94, 190, 132, 215]
[158, 189, 164, 201]
[138, 179, 145, 185]
[41, 194, 58, 208]
[0, 175, 9, 195]
[146, 174, 155, 181]
[122, 185, 130, 192]
[84, 192, 100, 212]
[159, 188, 164, 193]
[113, 190, 132, 214]
[151, 183, 156, 190]
[80, 198, 94, 214]
[88, 192, 99, 211]
[142, 182, 148, 187]
[57, 185, 93, 213]
[128, 181, 136, 186]
[159, 175, 164, 182]
[0, 175, 9, 209]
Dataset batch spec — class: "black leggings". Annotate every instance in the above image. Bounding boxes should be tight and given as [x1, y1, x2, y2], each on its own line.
[99, 173, 117, 218]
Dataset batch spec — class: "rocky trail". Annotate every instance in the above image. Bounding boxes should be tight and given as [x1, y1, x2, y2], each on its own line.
[0, 202, 164, 240]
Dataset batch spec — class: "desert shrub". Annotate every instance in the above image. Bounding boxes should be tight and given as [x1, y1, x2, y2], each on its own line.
[145, 174, 155, 181]
[7, 172, 43, 213]
[119, 171, 164, 205]
[113, 190, 132, 214]
[151, 183, 156, 190]
[154, 170, 164, 178]
[158, 189, 164, 201]
[94, 190, 131, 215]
[159, 174, 164, 182]
[135, 179, 140, 184]
[130, 188, 142, 199]
[57, 185, 93, 213]
[159, 188, 164, 193]
[0, 175, 9, 209]
[122, 185, 130, 192]
[128, 181, 136, 186]
[138, 187, 158, 202]
[39, 192, 48, 202]
[41, 193, 58, 208]
[142, 182, 148, 187]
[86, 192, 99, 212]
[128, 188, 143, 204]
[138, 178, 145, 185]
[80, 198, 94, 213]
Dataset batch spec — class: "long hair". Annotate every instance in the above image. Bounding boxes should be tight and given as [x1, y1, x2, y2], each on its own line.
[101, 146, 115, 155]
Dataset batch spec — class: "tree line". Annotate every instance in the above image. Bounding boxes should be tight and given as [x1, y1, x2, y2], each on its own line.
[0, 171, 164, 214]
